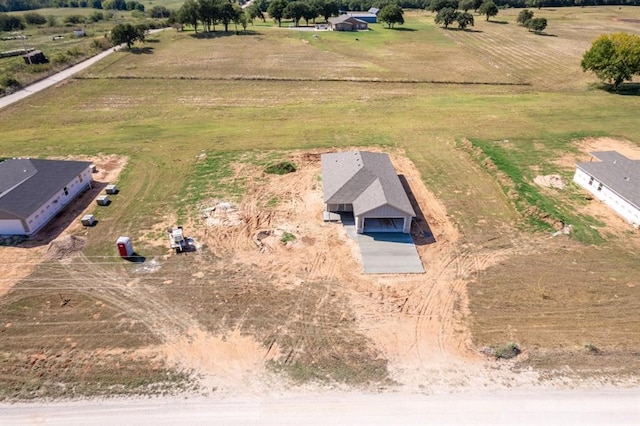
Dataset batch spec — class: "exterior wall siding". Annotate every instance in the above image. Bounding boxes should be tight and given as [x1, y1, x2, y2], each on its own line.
[573, 168, 640, 226]
[24, 167, 92, 235]
[0, 219, 26, 234]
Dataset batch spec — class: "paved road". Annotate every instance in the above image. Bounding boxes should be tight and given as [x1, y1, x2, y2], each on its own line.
[2, 389, 640, 425]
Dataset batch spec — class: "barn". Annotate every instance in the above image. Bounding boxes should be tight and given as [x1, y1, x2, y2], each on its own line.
[573, 151, 640, 226]
[0, 158, 93, 236]
[321, 151, 415, 233]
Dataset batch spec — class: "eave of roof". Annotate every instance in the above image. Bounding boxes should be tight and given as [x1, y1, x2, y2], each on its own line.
[575, 151, 640, 209]
[0, 158, 92, 219]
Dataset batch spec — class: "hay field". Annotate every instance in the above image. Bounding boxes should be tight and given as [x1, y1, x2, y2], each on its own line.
[1, 7, 640, 398]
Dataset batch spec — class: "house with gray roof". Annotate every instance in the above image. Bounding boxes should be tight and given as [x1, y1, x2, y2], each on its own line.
[573, 151, 640, 226]
[328, 15, 369, 31]
[321, 151, 415, 233]
[0, 158, 93, 235]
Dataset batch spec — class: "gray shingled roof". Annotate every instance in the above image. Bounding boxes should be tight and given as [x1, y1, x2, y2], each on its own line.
[321, 151, 415, 216]
[0, 158, 92, 220]
[576, 151, 640, 209]
[329, 15, 367, 25]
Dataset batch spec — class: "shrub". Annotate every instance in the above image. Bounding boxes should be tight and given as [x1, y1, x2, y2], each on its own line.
[64, 15, 86, 24]
[264, 161, 296, 175]
[89, 11, 104, 22]
[1, 76, 20, 94]
[52, 52, 70, 65]
[24, 12, 47, 25]
[281, 232, 296, 244]
[495, 342, 521, 359]
[584, 343, 600, 354]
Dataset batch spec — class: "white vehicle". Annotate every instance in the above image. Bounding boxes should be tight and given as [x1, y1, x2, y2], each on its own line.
[168, 226, 195, 254]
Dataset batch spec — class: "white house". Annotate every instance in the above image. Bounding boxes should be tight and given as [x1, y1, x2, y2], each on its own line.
[573, 151, 640, 226]
[321, 151, 415, 233]
[0, 158, 93, 236]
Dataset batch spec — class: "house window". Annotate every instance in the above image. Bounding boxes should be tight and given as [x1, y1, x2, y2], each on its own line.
[588, 177, 594, 185]
[63, 186, 69, 196]
[597, 183, 603, 191]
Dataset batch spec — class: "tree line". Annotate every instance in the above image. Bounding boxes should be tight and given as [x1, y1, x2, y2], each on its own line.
[2, 0, 638, 13]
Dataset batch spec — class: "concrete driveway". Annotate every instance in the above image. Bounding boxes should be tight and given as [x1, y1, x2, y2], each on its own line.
[341, 214, 424, 274]
[356, 232, 424, 274]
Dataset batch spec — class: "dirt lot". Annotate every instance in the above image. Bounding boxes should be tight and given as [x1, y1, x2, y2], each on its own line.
[2, 143, 640, 400]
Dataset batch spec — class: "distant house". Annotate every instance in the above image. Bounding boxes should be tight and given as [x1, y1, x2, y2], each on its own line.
[328, 15, 369, 31]
[573, 151, 640, 226]
[341, 8, 379, 23]
[0, 159, 93, 236]
[321, 151, 415, 233]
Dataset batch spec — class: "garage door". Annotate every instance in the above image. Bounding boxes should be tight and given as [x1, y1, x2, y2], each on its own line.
[363, 218, 403, 233]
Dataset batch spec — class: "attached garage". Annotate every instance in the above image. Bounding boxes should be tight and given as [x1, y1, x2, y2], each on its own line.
[321, 151, 415, 234]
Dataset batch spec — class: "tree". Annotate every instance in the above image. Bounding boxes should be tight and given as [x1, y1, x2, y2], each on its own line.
[150, 5, 171, 18]
[581, 33, 640, 90]
[246, 2, 264, 23]
[526, 0, 544, 9]
[434, 7, 456, 28]
[319, 0, 339, 21]
[110, 23, 144, 48]
[379, 4, 404, 29]
[456, 11, 474, 29]
[458, 0, 475, 11]
[0, 13, 24, 31]
[525, 17, 546, 33]
[218, 0, 237, 32]
[516, 9, 533, 25]
[478, 0, 498, 21]
[284, 1, 307, 27]
[428, 0, 457, 12]
[178, 0, 199, 33]
[267, 0, 287, 27]
[24, 12, 46, 25]
[302, 3, 318, 26]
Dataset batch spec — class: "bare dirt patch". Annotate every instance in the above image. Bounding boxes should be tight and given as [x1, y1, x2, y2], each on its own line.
[179, 148, 523, 391]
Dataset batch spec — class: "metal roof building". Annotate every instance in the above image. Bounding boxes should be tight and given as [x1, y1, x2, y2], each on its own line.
[321, 151, 415, 233]
[0, 158, 93, 235]
[573, 151, 640, 226]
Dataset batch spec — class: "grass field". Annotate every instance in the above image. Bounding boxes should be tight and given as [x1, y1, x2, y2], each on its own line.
[1, 7, 640, 398]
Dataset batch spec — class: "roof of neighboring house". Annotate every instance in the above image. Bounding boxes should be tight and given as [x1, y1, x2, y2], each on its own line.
[321, 151, 415, 216]
[346, 11, 376, 18]
[0, 158, 91, 220]
[368, 7, 380, 14]
[576, 151, 640, 208]
[329, 15, 367, 25]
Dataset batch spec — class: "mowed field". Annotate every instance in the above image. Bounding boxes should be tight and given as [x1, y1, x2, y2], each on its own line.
[1, 7, 640, 399]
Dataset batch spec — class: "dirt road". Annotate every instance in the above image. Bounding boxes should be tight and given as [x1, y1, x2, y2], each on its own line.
[3, 389, 640, 425]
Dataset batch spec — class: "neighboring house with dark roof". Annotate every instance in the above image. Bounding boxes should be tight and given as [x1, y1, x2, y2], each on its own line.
[0, 158, 93, 235]
[321, 151, 415, 233]
[573, 151, 640, 226]
[328, 15, 369, 31]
